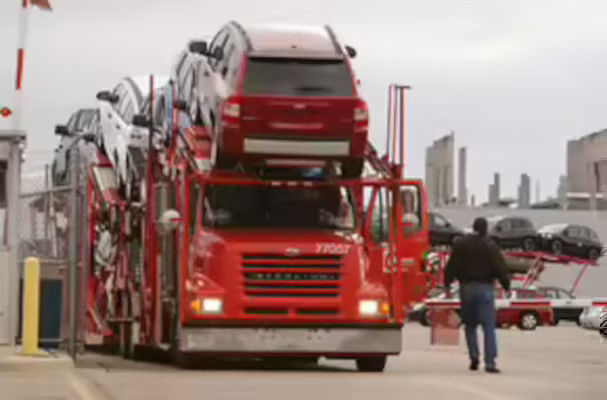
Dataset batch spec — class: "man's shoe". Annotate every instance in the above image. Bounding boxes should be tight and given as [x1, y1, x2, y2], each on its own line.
[469, 360, 479, 371]
[485, 366, 501, 373]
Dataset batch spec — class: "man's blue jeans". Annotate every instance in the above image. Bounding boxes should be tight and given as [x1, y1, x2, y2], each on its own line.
[459, 282, 497, 368]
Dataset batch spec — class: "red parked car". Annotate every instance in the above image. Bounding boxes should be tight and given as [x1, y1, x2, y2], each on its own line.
[418, 286, 553, 330]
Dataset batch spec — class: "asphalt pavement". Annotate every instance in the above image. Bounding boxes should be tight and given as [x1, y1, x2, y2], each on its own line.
[0, 324, 604, 400]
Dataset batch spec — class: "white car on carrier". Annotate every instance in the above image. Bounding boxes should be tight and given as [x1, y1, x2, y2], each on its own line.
[96, 75, 169, 200]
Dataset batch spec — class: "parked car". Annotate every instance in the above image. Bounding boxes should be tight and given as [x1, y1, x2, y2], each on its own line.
[486, 215, 538, 251]
[578, 305, 603, 330]
[96, 75, 169, 200]
[184, 22, 368, 177]
[51, 108, 100, 187]
[537, 223, 602, 261]
[414, 285, 553, 330]
[428, 211, 464, 247]
[536, 286, 587, 325]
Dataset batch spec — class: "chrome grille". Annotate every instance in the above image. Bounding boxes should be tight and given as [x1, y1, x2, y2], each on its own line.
[241, 253, 342, 298]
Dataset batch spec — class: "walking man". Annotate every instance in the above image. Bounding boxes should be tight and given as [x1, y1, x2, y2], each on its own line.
[444, 217, 511, 373]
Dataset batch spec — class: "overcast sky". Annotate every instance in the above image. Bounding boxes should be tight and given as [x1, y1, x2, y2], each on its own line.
[2, 0, 607, 202]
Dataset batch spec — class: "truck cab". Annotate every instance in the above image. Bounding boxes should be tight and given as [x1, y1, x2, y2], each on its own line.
[160, 167, 422, 371]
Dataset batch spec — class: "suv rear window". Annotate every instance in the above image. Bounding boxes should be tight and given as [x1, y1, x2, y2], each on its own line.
[243, 57, 354, 97]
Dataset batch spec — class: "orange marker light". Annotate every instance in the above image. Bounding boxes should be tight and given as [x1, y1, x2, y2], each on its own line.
[190, 299, 202, 313]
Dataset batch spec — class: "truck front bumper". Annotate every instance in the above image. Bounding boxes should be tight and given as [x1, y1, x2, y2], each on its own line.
[179, 326, 401, 355]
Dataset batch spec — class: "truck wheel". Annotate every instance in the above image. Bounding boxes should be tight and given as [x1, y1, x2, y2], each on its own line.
[356, 356, 387, 372]
[215, 150, 236, 170]
[173, 350, 196, 369]
[518, 312, 539, 330]
[419, 310, 429, 326]
[342, 159, 364, 178]
[119, 323, 132, 359]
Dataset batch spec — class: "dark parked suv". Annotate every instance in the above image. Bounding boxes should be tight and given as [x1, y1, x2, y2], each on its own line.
[537, 223, 602, 261]
[486, 216, 538, 251]
[428, 211, 464, 247]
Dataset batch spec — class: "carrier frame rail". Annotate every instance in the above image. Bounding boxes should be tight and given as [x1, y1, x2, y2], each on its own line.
[424, 249, 599, 296]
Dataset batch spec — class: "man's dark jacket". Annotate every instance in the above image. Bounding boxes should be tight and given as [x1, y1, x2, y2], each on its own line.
[444, 234, 511, 290]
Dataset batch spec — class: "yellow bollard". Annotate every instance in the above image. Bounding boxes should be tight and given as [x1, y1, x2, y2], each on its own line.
[20, 257, 44, 356]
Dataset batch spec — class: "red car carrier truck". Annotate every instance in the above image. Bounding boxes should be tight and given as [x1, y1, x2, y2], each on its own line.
[84, 36, 428, 371]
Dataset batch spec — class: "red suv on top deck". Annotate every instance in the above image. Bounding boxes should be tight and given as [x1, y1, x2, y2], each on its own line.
[186, 22, 368, 177]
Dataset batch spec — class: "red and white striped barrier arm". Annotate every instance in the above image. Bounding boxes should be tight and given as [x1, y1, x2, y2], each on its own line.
[13, 0, 52, 130]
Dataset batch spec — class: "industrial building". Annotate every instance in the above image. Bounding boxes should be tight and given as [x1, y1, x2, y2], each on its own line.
[424, 132, 468, 208]
[457, 147, 467, 206]
[425, 132, 454, 207]
[488, 172, 500, 206]
[566, 129, 607, 209]
[518, 173, 531, 208]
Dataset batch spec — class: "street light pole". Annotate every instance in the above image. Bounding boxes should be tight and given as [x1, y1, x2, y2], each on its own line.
[387, 84, 411, 173]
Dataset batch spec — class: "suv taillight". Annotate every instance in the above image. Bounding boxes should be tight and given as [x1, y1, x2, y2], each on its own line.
[222, 96, 241, 120]
[354, 100, 368, 132]
[354, 102, 367, 122]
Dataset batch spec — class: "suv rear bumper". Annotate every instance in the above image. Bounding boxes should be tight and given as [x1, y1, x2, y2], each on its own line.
[179, 326, 401, 354]
[244, 138, 350, 157]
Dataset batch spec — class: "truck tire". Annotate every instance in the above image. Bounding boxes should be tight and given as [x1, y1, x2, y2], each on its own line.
[518, 312, 539, 330]
[356, 356, 387, 372]
[215, 150, 237, 170]
[419, 309, 429, 327]
[342, 159, 364, 178]
[173, 350, 196, 369]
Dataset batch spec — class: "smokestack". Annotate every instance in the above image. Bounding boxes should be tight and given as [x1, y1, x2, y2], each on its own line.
[458, 147, 467, 206]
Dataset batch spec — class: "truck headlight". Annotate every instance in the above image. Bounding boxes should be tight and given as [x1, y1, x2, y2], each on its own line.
[359, 300, 389, 317]
[191, 298, 223, 314]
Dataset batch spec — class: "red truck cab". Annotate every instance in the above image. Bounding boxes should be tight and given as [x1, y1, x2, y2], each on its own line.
[176, 170, 410, 371]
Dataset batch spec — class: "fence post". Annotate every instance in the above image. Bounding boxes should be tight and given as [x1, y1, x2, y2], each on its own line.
[68, 145, 79, 359]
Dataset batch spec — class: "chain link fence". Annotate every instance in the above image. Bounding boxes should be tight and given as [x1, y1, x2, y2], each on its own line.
[18, 153, 89, 355]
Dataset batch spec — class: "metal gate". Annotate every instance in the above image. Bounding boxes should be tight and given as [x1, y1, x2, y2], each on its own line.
[18, 160, 88, 354]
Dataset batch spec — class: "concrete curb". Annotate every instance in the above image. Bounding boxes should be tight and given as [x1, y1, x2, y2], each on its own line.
[0, 350, 73, 371]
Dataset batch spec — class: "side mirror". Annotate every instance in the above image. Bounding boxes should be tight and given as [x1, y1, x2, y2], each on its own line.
[213, 47, 224, 60]
[81, 132, 96, 142]
[132, 114, 150, 128]
[54, 124, 71, 136]
[345, 45, 357, 58]
[96, 90, 119, 104]
[445, 222, 452, 228]
[189, 40, 209, 55]
[157, 209, 182, 236]
[173, 99, 187, 111]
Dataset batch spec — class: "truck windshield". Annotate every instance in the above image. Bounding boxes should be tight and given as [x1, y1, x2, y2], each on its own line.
[243, 57, 354, 97]
[202, 184, 356, 230]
